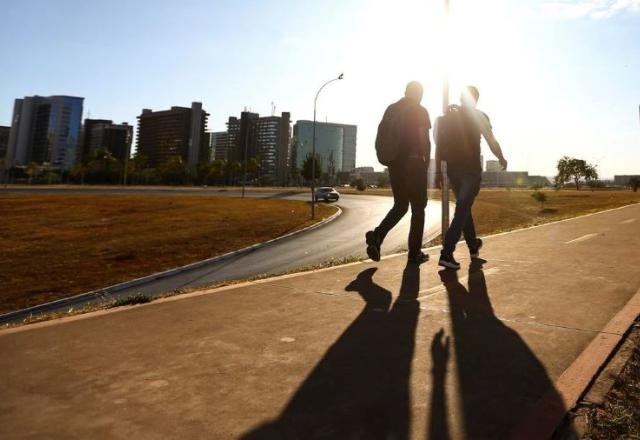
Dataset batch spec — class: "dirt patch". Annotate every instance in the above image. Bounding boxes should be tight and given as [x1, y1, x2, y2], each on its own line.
[0, 194, 336, 313]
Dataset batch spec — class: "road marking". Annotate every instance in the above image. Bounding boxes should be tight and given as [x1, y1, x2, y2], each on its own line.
[620, 218, 636, 224]
[564, 233, 599, 244]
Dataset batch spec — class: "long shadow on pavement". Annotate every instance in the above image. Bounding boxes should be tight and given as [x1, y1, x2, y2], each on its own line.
[241, 266, 421, 439]
[431, 259, 574, 439]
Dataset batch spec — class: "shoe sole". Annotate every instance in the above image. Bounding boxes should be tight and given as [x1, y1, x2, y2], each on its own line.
[438, 259, 461, 270]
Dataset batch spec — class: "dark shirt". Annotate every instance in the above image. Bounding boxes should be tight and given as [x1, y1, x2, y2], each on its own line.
[395, 98, 431, 160]
[447, 108, 491, 177]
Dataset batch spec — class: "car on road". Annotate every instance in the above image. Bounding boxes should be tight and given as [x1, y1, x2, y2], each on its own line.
[315, 187, 340, 202]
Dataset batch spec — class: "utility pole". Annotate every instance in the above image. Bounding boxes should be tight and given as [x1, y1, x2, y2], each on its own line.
[441, 0, 451, 238]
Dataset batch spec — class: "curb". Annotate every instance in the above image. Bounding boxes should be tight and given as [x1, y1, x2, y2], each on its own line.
[0, 205, 342, 324]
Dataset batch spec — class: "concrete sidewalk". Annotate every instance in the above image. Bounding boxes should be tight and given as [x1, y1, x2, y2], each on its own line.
[1, 204, 639, 439]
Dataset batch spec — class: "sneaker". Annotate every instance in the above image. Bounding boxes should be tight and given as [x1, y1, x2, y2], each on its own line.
[439, 253, 461, 270]
[408, 252, 429, 265]
[365, 230, 381, 262]
[469, 238, 483, 259]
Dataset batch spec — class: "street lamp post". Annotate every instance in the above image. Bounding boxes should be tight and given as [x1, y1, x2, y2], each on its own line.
[441, 0, 450, 238]
[311, 73, 344, 219]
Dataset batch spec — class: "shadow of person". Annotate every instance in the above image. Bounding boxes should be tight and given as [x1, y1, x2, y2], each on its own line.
[241, 266, 421, 440]
[427, 328, 451, 440]
[435, 259, 572, 439]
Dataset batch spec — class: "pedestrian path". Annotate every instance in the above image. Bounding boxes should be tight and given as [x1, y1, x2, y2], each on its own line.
[1, 204, 639, 439]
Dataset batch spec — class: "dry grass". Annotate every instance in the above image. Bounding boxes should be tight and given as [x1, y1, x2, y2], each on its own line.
[469, 189, 640, 236]
[582, 324, 640, 439]
[0, 193, 335, 313]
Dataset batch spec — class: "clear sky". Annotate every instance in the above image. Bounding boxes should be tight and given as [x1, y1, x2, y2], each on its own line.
[2, 0, 639, 177]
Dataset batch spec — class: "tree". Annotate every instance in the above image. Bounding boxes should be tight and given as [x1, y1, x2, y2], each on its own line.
[377, 173, 390, 188]
[247, 156, 261, 180]
[158, 156, 191, 185]
[583, 164, 599, 191]
[629, 177, 640, 192]
[301, 153, 322, 184]
[85, 148, 122, 184]
[531, 190, 547, 210]
[209, 159, 226, 184]
[555, 156, 597, 190]
[25, 162, 40, 184]
[355, 178, 366, 191]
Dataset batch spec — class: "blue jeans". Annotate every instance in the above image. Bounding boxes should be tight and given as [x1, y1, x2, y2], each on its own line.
[442, 173, 481, 256]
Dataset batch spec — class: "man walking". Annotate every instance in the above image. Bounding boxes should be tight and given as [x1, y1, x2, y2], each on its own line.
[365, 81, 431, 265]
[436, 86, 508, 270]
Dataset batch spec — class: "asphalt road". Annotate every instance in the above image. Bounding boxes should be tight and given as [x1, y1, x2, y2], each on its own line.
[0, 187, 443, 320]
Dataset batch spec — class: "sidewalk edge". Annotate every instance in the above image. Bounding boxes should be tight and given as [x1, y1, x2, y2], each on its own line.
[510, 287, 640, 440]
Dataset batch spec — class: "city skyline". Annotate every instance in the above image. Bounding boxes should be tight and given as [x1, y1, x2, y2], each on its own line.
[2, 0, 639, 178]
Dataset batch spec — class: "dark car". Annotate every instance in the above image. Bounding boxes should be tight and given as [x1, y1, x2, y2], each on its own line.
[315, 187, 340, 202]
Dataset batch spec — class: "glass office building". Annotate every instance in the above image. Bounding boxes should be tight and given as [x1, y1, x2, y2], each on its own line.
[293, 121, 344, 174]
[7, 95, 84, 170]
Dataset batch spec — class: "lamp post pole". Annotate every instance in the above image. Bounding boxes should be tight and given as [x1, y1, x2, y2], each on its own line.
[441, 0, 451, 238]
[311, 73, 344, 219]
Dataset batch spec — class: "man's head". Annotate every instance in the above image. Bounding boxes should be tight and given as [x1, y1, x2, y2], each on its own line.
[405, 81, 424, 104]
[461, 85, 480, 108]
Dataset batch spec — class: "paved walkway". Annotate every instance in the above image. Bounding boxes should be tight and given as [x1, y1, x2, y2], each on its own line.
[1, 204, 639, 440]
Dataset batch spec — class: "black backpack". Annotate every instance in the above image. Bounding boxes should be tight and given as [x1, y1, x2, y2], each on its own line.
[375, 101, 405, 166]
[435, 104, 478, 164]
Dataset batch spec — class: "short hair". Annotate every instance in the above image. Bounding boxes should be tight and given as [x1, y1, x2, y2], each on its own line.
[405, 81, 423, 98]
[464, 85, 480, 102]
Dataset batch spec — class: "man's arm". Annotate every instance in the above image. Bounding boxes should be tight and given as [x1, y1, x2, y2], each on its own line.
[479, 115, 507, 170]
[419, 127, 429, 160]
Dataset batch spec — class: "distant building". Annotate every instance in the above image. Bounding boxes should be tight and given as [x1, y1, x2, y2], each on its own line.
[7, 95, 84, 170]
[254, 112, 291, 184]
[480, 155, 484, 171]
[528, 175, 551, 187]
[210, 131, 229, 161]
[294, 121, 357, 175]
[136, 102, 208, 169]
[220, 111, 291, 184]
[81, 119, 133, 163]
[614, 175, 640, 186]
[350, 168, 389, 186]
[486, 160, 501, 172]
[0, 126, 9, 160]
[482, 171, 529, 187]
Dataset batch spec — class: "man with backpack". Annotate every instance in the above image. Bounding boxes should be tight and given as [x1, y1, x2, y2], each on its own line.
[435, 85, 508, 270]
[365, 81, 432, 265]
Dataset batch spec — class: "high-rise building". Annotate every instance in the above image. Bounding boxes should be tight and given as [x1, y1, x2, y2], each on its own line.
[255, 112, 291, 184]
[6, 95, 84, 170]
[293, 121, 357, 174]
[210, 131, 227, 161]
[136, 102, 208, 169]
[220, 111, 291, 184]
[81, 119, 133, 163]
[0, 126, 10, 160]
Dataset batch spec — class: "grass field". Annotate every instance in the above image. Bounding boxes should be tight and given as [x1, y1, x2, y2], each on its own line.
[469, 189, 640, 236]
[0, 194, 336, 313]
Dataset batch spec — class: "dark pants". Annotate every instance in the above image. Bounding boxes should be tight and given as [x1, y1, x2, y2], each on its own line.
[442, 172, 481, 256]
[374, 159, 428, 258]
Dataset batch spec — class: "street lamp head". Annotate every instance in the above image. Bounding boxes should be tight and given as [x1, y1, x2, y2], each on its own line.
[338, 73, 344, 80]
